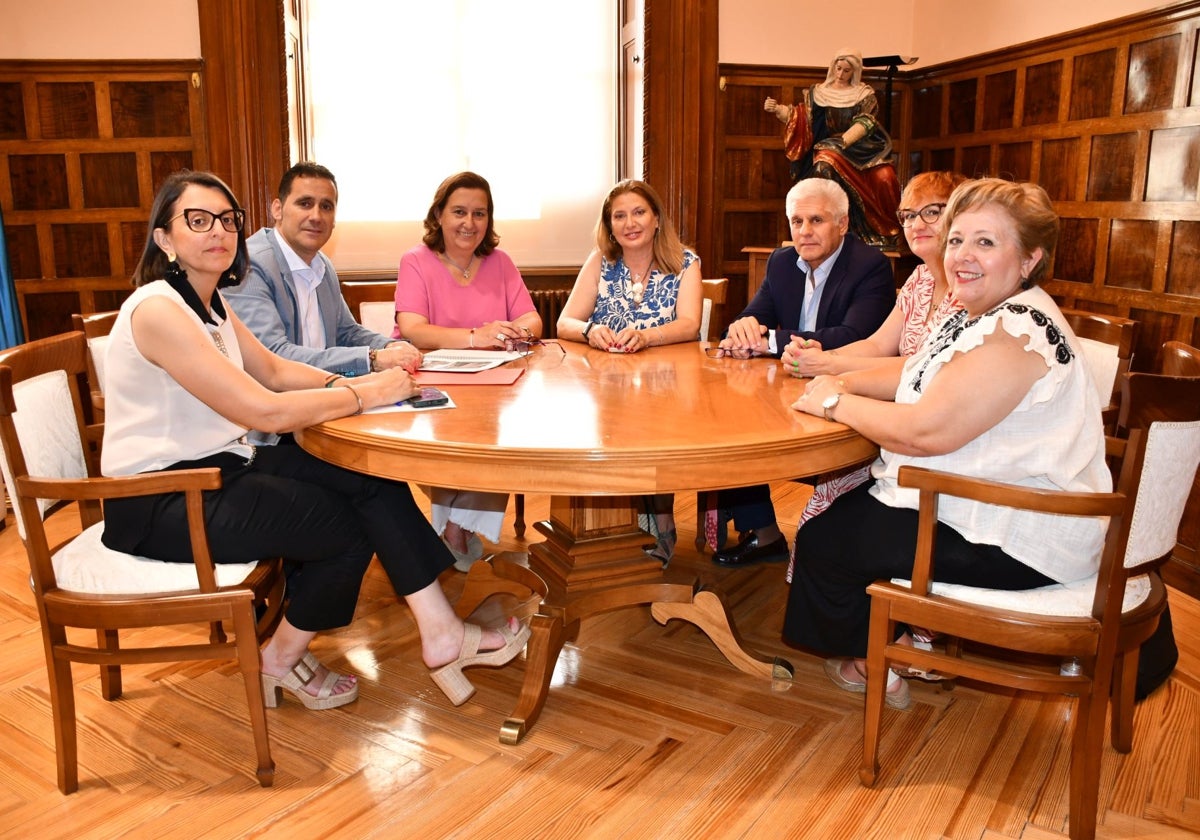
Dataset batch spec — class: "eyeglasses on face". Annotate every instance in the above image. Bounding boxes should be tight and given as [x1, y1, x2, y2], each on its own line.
[169, 208, 247, 233]
[895, 202, 946, 227]
[703, 346, 755, 360]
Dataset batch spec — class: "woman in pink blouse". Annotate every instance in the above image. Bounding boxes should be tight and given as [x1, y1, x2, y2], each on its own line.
[395, 172, 541, 571]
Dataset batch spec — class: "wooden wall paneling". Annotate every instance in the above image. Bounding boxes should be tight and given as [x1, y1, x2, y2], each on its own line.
[1023, 60, 1063, 126]
[0, 60, 209, 339]
[983, 70, 1017, 131]
[1124, 33, 1182, 113]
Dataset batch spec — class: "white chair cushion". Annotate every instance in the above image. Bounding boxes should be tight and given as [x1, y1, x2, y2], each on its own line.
[890, 573, 1151, 617]
[53, 522, 260, 594]
[88, 334, 110, 394]
[0, 370, 88, 537]
[1077, 336, 1119, 406]
[359, 301, 397, 337]
[1125, 419, 1200, 566]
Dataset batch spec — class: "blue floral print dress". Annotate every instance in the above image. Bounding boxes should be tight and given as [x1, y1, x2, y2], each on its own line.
[590, 249, 699, 332]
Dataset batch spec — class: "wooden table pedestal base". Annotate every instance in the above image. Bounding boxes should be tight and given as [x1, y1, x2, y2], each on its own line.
[454, 495, 794, 744]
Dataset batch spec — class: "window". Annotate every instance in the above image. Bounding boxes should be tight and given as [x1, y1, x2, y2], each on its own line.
[300, 1, 618, 269]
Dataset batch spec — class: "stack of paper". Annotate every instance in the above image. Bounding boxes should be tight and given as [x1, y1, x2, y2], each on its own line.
[418, 349, 523, 372]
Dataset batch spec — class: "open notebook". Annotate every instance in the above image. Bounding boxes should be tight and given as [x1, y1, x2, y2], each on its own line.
[418, 349, 523, 372]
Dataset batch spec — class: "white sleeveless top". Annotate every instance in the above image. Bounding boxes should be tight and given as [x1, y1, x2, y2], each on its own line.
[870, 286, 1111, 584]
[101, 280, 254, 476]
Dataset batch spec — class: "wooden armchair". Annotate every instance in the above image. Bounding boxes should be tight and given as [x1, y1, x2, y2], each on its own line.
[858, 372, 1200, 840]
[1061, 308, 1138, 431]
[1159, 339, 1200, 377]
[0, 332, 285, 793]
[700, 278, 728, 342]
[69, 310, 117, 423]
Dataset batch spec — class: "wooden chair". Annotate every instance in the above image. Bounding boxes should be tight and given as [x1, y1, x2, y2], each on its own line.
[359, 300, 397, 337]
[1154, 341, 1200, 600]
[1061, 308, 1138, 431]
[0, 332, 285, 793]
[1159, 340, 1200, 377]
[700, 278, 728, 342]
[690, 279, 731, 549]
[858, 372, 1200, 840]
[69, 310, 118, 422]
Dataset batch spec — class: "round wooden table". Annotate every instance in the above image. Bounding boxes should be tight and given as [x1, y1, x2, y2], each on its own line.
[298, 341, 877, 743]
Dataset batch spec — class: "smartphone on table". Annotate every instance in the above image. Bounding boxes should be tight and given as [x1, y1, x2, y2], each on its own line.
[405, 387, 449, 408]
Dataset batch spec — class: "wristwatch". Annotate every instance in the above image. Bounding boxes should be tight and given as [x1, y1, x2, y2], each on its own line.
[368, 348, 379, 372]
[822, 392, 841, 422]
[582, 321, 594, 340]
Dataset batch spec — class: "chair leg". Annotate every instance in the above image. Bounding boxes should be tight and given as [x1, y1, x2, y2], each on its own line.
[695, 490, 716, 551]
[96, 628, 122, 700]
[47, 652, 79, 794]
[859, 599, 891, 786]
[1110, 648, 1139, 753]
[513, 494, 526, 540]
[1068, 684, 1108, 840]
[232, 603, 274, 787]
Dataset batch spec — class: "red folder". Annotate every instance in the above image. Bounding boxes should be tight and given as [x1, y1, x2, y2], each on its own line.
[414, 367, 525, 386]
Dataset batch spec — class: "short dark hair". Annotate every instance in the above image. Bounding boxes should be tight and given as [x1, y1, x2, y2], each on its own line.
[132, 170, 248, 289]
[278, 161, 338, 203]
[421, 171, 499, 256]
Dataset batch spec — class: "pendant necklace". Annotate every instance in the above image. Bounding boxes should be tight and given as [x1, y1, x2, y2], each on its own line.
[443, 252, 475, 280]
[627, 258, 654, 306]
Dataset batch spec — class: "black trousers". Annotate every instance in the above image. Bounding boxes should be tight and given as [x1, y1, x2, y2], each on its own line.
[103, 445, 453, 633]
[784, 482, 1055, 658]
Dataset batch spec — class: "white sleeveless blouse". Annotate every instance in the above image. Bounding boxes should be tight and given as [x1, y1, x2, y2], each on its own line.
[101, 281, 253, 476]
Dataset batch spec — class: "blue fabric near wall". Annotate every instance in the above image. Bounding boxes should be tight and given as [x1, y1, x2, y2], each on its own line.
[0, 206, 25, 349]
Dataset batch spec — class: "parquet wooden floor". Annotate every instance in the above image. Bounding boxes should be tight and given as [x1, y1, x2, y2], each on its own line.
[0, 483, 1197, 839]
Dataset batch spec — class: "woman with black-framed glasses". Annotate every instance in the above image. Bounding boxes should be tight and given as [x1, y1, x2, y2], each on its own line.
[100, 170, 529, 712]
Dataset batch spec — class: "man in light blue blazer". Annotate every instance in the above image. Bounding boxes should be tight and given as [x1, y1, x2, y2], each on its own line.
[227, 162, 420, 380]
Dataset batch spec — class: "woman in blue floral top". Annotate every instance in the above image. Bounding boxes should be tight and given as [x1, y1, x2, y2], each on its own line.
[559, 179, 701, 353]
[558, 179, 703, 564]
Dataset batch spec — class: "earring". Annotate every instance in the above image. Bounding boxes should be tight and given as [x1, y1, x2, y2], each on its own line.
[164, 257, 187, 283]
[166, 249, 176, 262]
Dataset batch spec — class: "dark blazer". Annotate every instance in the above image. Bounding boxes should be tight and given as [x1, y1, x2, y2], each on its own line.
[737, 234, 895, 354]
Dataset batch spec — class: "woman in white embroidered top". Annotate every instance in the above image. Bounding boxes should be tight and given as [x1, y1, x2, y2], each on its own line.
[101, 171, 528, 712]
[786, 179, 1111, 710]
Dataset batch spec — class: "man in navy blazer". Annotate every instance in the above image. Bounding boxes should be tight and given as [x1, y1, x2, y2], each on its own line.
[713, 178, 894, 567]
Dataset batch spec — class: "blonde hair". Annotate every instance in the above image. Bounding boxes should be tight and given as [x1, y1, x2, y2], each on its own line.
[593, 180, 690, 276]
[941, 178, 1058, 286]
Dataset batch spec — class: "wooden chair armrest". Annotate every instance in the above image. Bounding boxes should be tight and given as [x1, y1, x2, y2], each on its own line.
[897, 466, 1122, 517]
[20, 467, 222, 503]
[896, 466, 1124, 593]
[21, 468, 227, 591]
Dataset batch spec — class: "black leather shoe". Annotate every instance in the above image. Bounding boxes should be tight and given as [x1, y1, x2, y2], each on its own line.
[712, 531, 789, 567]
